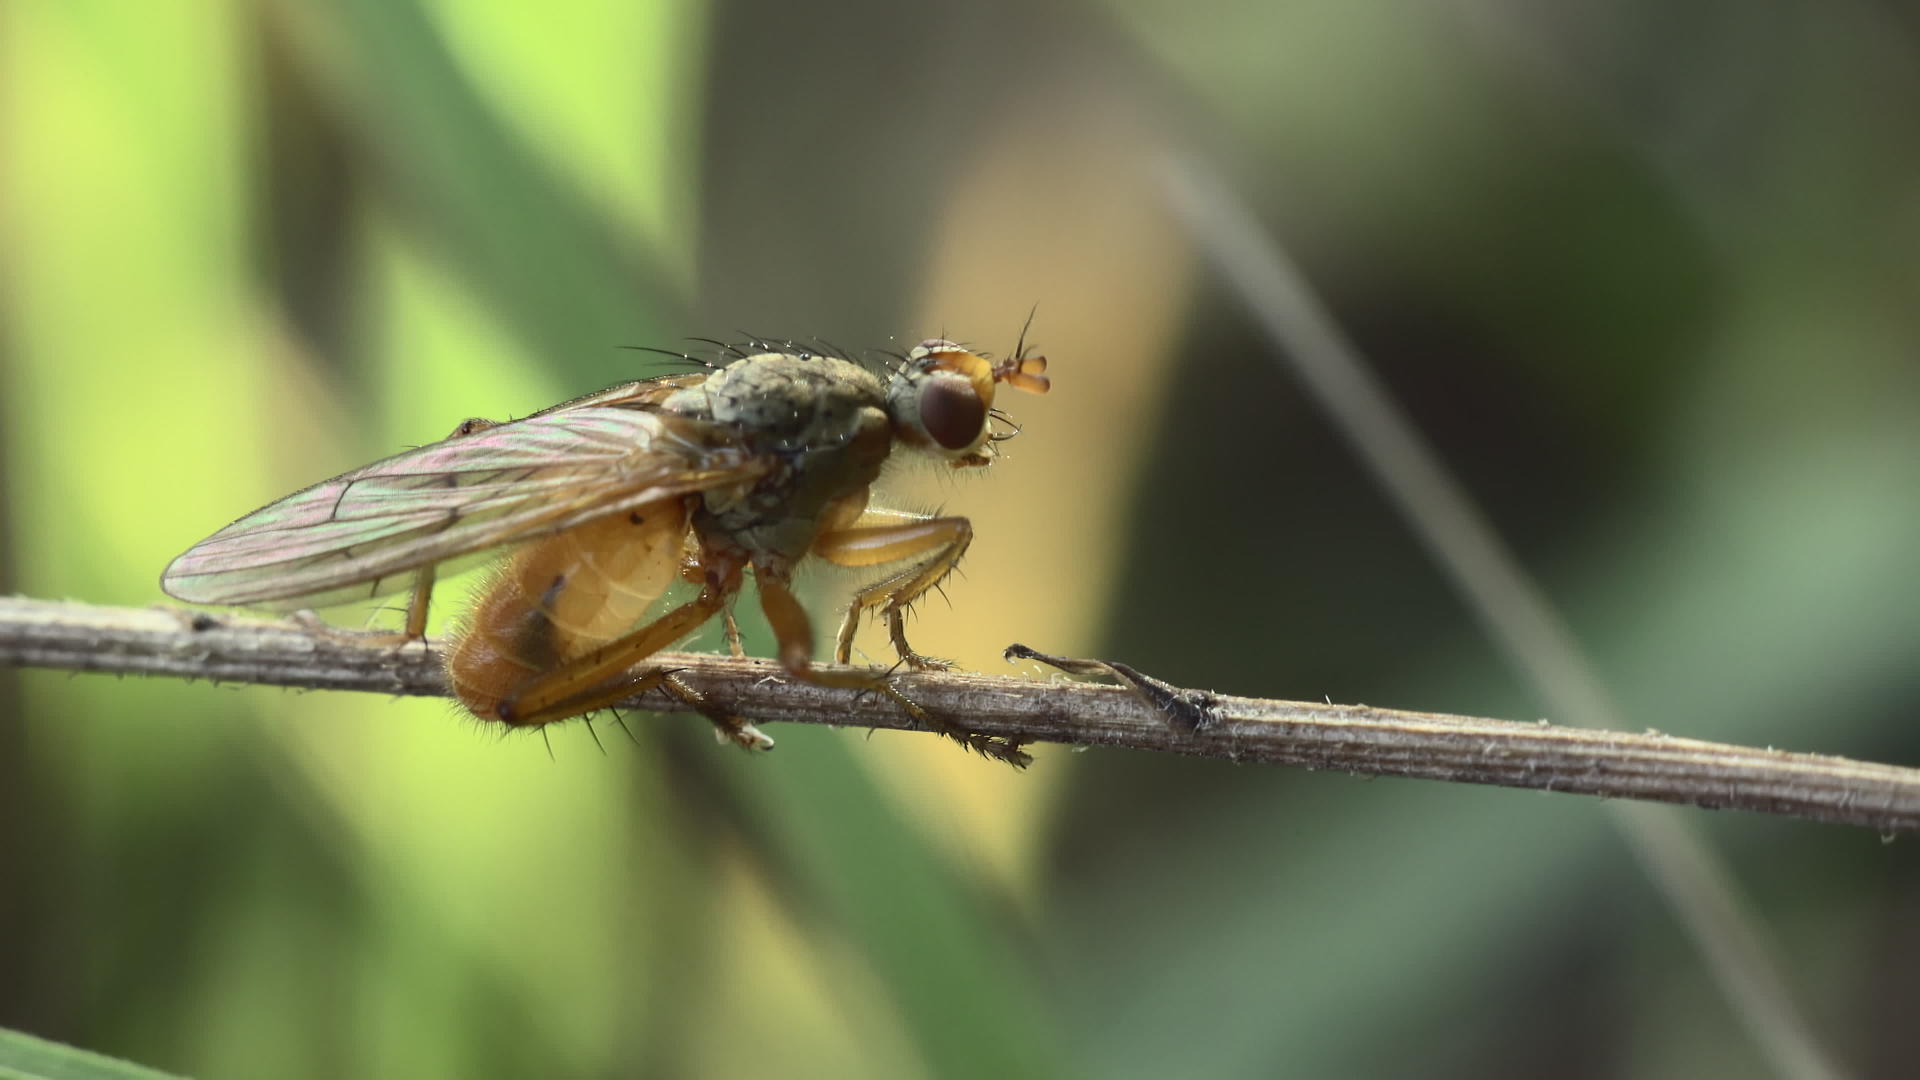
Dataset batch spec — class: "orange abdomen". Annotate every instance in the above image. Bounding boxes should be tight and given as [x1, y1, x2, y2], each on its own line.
[445, 500, 690, 723]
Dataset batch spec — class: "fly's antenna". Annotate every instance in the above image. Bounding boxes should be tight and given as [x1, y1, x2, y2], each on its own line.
[992, 308, 1050, 395]
[1013, 303, 1040, 362]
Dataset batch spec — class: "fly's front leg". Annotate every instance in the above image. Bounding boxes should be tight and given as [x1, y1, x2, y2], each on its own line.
[810, 509, 972, 671]
[756, 571, 1029, 767]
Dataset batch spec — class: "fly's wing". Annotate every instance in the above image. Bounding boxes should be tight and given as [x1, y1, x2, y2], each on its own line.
[529, 373, 706, 414]
[162, 407, 765, 610]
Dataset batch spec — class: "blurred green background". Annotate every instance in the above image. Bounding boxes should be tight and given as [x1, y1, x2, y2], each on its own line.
[4, 2, 1919, 1077]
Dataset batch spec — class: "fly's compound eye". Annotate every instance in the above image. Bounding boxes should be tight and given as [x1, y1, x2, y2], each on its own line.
[890, 336, 1047, 459]
[890, 342, 993, 456]
[919, 374, 988, 451]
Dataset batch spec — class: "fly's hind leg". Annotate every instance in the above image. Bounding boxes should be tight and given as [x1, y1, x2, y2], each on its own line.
[810, 508, 973, 672]
[298, 547, 449, 651]
[387, 416, 505, 647]
[290, 561, 440, 653]
[628, 670, 774, 751]
[756, 570, 1029, 767]
[399, 566, 435, 641]
[502, 667, 770, 751]
[488, 573, 771, 751]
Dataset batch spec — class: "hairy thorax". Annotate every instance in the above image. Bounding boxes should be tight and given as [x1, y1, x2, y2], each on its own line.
[662, 355, 894, 566]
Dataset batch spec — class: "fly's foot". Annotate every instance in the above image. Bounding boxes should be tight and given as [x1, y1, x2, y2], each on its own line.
[885, 608, 953, 672]
[712, 719, 775, 752]
[868, 672, 1031, 768]
[288, 610, 428, 657]
[949, 729, 1032, 768]
[373, 631, 433, 661]
[650, 670, 774, 753]
[811, 663, 1030, 767]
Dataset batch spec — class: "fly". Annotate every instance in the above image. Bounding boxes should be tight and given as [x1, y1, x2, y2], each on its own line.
[161, 331, 1051, 765]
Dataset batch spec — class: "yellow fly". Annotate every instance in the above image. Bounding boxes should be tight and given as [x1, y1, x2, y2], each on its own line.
[162, 333, 1050, 764]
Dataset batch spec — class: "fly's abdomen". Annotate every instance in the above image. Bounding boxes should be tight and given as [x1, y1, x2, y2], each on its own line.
[446, 500, 691, 723]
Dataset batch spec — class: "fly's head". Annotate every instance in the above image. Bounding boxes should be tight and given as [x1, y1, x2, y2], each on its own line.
[885, 335, 1050, 468]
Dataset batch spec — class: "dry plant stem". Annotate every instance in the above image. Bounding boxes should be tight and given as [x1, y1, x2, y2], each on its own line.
[5, 596, 1920, 834]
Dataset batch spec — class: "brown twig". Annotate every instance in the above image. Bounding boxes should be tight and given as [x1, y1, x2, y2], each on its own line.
[4, 595, 1918, 833]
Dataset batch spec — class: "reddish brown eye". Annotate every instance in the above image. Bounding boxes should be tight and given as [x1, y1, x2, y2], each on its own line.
[920, 375, 986, 450]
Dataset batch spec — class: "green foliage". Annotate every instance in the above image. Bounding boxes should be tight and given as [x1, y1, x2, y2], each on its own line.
[0, 1028, 183, 1080]
[5, 1, 1918, 1076]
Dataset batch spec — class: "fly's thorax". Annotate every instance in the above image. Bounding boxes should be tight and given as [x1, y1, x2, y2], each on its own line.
[694, 413, 892, 561]
[668, 353, 896, 563]
[663, 353, 888, 452]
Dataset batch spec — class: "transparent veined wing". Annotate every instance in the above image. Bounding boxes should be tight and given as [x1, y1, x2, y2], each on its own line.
[526, 372, 707, 414]
[161, 406, 766, 610]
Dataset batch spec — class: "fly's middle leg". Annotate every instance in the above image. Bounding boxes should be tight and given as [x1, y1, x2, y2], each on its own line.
[755, 568, 1029, 767]
[810, 509, 973, 671]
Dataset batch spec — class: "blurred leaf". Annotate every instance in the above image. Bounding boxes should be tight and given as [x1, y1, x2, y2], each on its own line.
[270, 0, 685, 379]
[0, 1028, 184, 1080]
[722, 733, 1066, 1079]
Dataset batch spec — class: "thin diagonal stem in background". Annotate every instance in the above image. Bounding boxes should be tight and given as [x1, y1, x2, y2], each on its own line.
[4, 597, 1919, 835]
[1160, 153, 1849, 1080]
